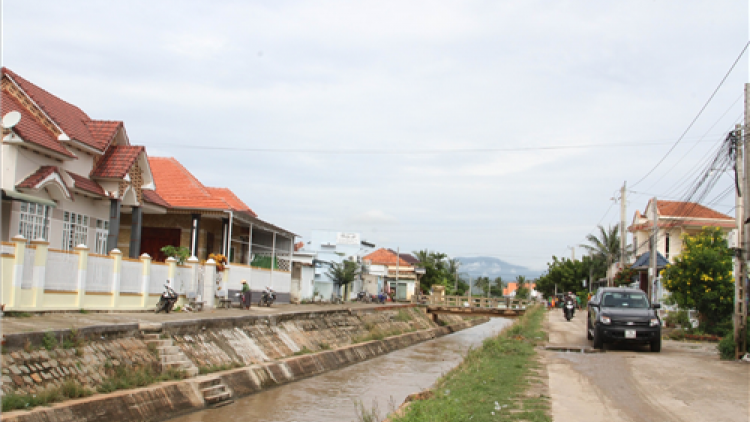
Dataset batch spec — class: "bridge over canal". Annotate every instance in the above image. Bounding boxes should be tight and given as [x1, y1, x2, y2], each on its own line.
[413, 294, 530, 320]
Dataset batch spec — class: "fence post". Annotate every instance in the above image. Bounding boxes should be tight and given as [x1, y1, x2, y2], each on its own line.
[203, 258, 217, 310]
[166, 257, 177, 288]
[74, 244, 89, 308]
[30, 239, 49, 309]
[8, 235, 27, 309]
[110, 249, 123, 308]
[187, 255, 200, 298]
[219, 265, 229, 298]
[139, 253, 152, 308]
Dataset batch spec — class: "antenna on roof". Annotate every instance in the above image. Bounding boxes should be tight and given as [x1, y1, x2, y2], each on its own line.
[1, 111, 21, 129]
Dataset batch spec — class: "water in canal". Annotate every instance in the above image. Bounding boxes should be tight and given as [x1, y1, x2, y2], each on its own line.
[170, 318, 512, 422]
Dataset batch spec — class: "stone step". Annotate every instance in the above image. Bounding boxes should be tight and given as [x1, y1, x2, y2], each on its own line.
[212, 399, 234, 408]
[204, 391, 232, 405]
[184, 367, 200, 377]
[142, 333, 161, 341]
[198, 378, 223, 389]
[201, 384, 227, 397]
[156, 345, 181, 355]
[161, 354, 185, 363]
[163, 360, 195, 370]
[146, 339, 173, 348]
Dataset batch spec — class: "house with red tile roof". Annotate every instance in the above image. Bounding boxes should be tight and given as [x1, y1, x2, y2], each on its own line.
[138, 157, 296, 269]
[629, 199, 734, 263]
[362, 248, 418, 300]
[1, 67, 165, 255]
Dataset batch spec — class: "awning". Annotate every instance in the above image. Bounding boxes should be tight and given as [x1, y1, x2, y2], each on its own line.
[1, 189, 57, 207]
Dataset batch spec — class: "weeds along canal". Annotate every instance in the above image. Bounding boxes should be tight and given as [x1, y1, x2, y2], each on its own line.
[169, 317, 513, 422]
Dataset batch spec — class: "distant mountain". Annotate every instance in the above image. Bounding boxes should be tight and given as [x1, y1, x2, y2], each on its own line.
[455, 256, 542, 281]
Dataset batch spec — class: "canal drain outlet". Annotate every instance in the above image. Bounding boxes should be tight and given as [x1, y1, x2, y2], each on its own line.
[542, 345, 603, 354]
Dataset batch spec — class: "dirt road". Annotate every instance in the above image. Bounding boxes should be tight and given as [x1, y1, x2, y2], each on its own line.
[543, 308, 749, 422]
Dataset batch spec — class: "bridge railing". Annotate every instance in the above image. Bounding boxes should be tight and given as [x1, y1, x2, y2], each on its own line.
[413, 295, 528, 309]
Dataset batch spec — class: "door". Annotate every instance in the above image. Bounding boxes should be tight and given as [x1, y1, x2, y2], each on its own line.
[141, 228, 182, 262]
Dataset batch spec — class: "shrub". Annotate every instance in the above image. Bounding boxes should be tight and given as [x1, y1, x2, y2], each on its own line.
[665, 310, 691, 328]
[42, 331, 58, 350]
[718, 317, 750, 360]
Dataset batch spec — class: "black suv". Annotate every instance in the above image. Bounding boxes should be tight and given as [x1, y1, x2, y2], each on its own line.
[587, 287, 661, 352]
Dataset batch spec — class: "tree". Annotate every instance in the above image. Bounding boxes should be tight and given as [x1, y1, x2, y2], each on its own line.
[412, 249, 450, 292]
[514, 275, 529, 299]
[535, 256, 590, 298]
[661, 227, 734, 334]
[580, 224, 628, 280]
[325, 260, 359, 298]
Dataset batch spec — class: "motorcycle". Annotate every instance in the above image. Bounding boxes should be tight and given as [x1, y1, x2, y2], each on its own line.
[155, 284, 178, 313]
[258, 289, 276, 307]
[356, 291, 372, 303]
[563, 299, 575, 321]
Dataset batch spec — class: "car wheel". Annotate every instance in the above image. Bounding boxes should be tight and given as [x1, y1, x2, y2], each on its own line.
[593, 325, 603, 349]
[587, 318, 593, 340]
[650, 335, 661, 353]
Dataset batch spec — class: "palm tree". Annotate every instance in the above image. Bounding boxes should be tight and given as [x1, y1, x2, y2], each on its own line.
[580, 224, 629, 280]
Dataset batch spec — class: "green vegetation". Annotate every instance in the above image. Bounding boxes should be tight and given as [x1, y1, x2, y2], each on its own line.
[2, 379, 93, 412]
[412, 250, 467, 295]
[514, 276, 530, 300]
[160, 245, 190, 264]
[318, 342, 331, 350]
[661, 227, 734, 334]
[391, 306, 550, 422]
[251, 255, 279, 270]
[6, 312, 32, 318]
[42, 331, 58, 351]
[97, 364, 187, 393]
[394, 309, 413, 323]
[718, 317, 750, 360]
[325, 259, 360, 298]
[474, 276, 504, 297]
[293, 346, 314, 356]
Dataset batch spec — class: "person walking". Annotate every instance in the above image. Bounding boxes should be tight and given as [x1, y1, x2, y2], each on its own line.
[241, 280, 252, 310]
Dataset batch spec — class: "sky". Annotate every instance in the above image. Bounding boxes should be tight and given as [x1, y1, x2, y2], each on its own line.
[1, 1, 748, 270]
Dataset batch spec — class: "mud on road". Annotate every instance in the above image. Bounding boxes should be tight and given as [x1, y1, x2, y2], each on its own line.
[543, 308, 749, 422]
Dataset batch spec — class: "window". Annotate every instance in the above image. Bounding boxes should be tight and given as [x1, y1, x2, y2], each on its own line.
[95, 219, 109, 254]
[665, 234, 670, 260]
[18, 202, 49, 240]
[62, 211, 89, 251]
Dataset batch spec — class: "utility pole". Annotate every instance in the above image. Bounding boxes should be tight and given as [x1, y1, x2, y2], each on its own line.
[735, 120, 748, 359]
[649, 197, 658, 304]
[454, 269, 458, 294]
[620, 182, 627, 270]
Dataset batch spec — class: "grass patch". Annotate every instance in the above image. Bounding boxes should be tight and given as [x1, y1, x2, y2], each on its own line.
[392, 306, 551, 422]
[97, 363, 187, 393]
[1, 379, 93, 412]
[198, 362, 243, 375]
[394, 309, 413, 323]
[318, 342, 331, 350]
[293, 346, 314, 356]
[7, 312, 32, 318]
[42, 331, 58, 351]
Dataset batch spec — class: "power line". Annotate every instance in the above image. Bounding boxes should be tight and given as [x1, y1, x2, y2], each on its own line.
[631, 40, 750, 188]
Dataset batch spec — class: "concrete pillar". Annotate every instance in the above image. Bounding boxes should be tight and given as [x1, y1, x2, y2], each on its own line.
[432, 285, 445, 304]
[190, 214, 201, 258]
[166, 257, 177, 288]
[106, 199, 121, 253]
[203, 258, 216, 310]
[187, 255, 200, 298]
[74, 244, 90, 308]
[8, 235, 27, 309]
[110, 248, 123, 308]
[219, 265, 229, 298]
[30, 239, 49, 308]
[129, 206, 142, 258]
[139, 253, 152, 308]
[221, 217, 229, 257]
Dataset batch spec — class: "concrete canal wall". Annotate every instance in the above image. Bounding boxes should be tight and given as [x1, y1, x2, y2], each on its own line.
[2, 307, 487, 422]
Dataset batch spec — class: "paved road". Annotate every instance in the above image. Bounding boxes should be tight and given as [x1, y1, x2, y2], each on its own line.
[0, 302, 405, 335]
[544, 308, 749, 422]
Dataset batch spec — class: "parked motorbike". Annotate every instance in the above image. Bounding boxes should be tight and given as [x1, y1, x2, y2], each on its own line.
[155, 284, 178, 313]
[258, 288, 276, 307]
[563, 299, 575, 321]
[356, 291, 372, 303]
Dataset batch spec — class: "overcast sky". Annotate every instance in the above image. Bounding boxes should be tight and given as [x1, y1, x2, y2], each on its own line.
[2, 1, 747, 270]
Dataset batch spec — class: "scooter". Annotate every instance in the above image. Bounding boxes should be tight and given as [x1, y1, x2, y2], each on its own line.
[563, 299, 575, 321]
[356, 291, 372, 303]
[155, 284, 178, 313]
[258, 288, 276, 307]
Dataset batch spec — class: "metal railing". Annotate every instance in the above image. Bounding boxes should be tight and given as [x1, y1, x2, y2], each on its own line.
[413, 294, 529, 310]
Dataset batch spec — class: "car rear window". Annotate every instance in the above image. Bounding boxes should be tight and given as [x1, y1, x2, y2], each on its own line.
[601, 292, 648, 308]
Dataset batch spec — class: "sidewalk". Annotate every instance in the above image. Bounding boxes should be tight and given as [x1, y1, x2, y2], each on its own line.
[0, 302, 407, 336]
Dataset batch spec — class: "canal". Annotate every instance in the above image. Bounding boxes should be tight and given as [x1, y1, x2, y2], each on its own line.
[170, 317, 513, 422]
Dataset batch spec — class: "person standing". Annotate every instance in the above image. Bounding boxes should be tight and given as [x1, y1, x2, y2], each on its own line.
[241, 280, 252, 310]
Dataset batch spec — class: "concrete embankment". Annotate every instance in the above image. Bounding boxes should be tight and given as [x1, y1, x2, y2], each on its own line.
[2, 307, 486, 422]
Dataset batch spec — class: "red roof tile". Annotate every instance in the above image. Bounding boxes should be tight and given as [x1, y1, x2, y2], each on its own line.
[1, 88, 76, 158]
[66, 171, 106, 197]
[84, 120, 122, 150]
[3, 68, 102, 150]
[142, 189, 170, 208]
[91, 145, 144, 179]
[16, 166, 59, 189]
[654, 200, 732, 220]
[206, 187, 257, 217]
[148, 157, 241, 211]
[363, 248, 412, 266]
